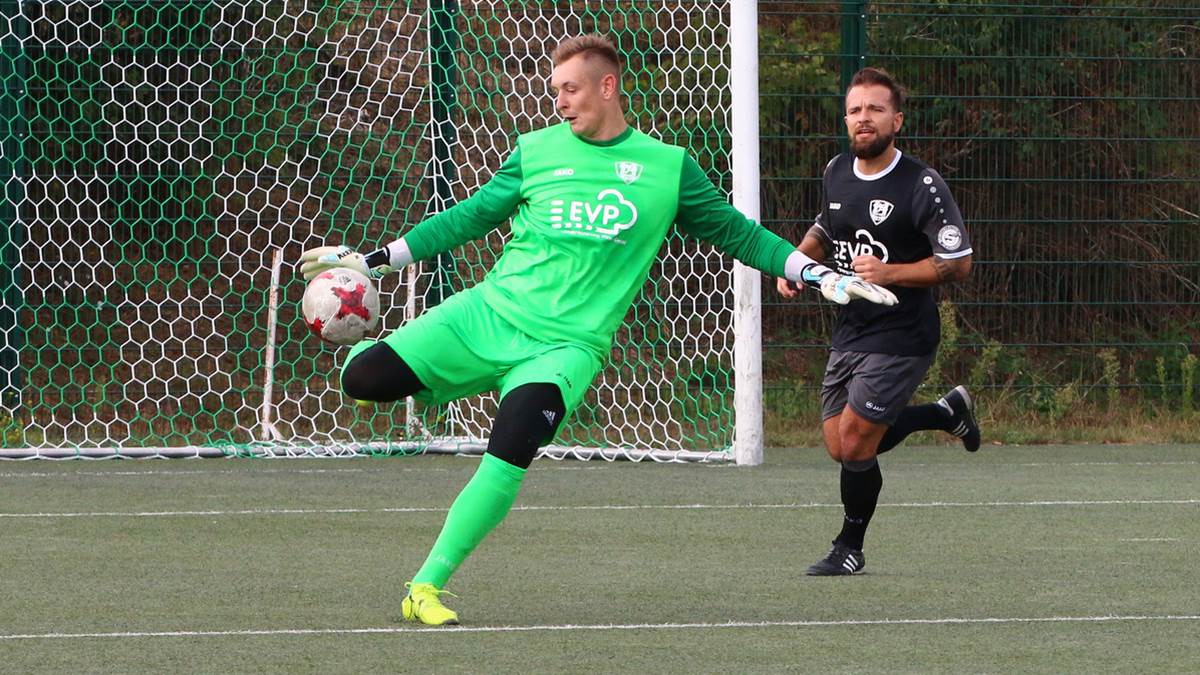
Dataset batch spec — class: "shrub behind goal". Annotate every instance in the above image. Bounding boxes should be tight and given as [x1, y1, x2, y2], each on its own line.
[0, 3, 764, 463]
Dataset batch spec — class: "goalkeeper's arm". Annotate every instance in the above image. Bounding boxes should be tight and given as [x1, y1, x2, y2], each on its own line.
[299, 148, 525, 281]
[299, 240, 413, 281]
[782, 251, 898, 307]
[672, 154, 895, 307]
[774, 225, 897, 306]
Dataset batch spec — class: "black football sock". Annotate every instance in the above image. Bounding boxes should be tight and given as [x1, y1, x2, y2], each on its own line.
[876, 403, 953, 454]
[835, 457, 882, 551]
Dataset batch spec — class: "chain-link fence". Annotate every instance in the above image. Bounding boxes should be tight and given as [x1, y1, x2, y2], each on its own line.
[760, 1, 1200, 416]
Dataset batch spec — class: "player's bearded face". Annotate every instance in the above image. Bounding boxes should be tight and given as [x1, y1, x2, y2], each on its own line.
[844, 84, 902, 160]
[850, 124, 894, 159]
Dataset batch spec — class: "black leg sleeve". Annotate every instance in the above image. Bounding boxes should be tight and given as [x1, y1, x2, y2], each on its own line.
[340, 343, 427, 402]
[485, 383, 567, 469]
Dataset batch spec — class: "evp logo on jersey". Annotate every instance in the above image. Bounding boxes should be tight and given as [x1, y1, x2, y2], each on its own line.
[548, 188, 639, 243]
[615, 161, 643, 184]
[868, 199, 894, 225]
[833, 229, 890, 273]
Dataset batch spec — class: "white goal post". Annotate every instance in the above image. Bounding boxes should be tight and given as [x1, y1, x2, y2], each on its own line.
[0, 2, 766, 464]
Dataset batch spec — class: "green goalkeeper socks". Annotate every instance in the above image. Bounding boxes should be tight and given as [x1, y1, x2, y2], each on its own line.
[412, 452, 527, 588]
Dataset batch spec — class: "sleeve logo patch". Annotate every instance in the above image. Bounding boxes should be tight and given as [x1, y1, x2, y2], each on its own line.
[938, 225, 963, 251]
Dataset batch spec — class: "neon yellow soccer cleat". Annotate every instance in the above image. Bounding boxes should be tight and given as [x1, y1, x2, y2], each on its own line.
[402, 582, 460, 626]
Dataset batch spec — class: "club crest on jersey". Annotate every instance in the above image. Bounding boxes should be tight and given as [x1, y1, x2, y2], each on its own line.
[615, 161, 643, 184]
[869, 199, 894, 226]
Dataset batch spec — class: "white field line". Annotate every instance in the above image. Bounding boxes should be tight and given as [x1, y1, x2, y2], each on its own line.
[898, 460, 1200, 468]
[1024, 461, 1200, 467]
[2, 614, 1198, 641]
[0, 465, 609, 479]
[1, 499, 1198, 519]
[0, 468, 377, 478]
[0, 458, 1196, 480]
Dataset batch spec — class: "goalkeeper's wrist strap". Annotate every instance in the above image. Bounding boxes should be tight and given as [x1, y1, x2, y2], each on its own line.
[363, 249, 389, 270]
[363, 238, 414, 271]
[799, 263, 834, 289]
[783, 250, 833, 289]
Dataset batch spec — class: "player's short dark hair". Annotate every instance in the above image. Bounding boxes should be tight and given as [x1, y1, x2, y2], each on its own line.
[849, 67, 907, 112]
[551, 34, 621, 75]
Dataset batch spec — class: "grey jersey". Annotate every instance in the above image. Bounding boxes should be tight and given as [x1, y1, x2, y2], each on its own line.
[811, 150, 971, 355]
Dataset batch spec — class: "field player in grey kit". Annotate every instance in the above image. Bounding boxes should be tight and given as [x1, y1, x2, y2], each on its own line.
[777, 67, 981, 575]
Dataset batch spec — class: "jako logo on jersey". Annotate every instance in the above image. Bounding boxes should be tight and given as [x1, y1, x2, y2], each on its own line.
[553, 167, 575, 177]
[833, 229, 890, 272]
[869, 199, 894, 225]
[548, 188, 639, 240]
[615, 161, 643, 184]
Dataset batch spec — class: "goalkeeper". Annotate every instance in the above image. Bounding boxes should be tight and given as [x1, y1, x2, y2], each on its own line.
[300, 34, 895, 626]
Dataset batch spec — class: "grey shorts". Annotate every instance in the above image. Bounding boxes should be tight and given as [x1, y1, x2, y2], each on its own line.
[820, 350, 935, 425]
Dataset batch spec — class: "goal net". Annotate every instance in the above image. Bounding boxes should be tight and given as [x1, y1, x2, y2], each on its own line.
[0, 2, 760, 462]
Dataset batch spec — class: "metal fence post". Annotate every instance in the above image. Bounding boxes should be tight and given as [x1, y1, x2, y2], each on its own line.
[0, 0, 28, 416]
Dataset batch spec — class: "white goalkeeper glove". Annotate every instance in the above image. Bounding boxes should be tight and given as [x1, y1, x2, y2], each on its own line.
[299, 245, 393, 281]
[800, 264, 898, 306]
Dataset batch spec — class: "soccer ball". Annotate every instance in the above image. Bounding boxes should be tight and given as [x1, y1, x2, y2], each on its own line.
[302, 269, 380, 346]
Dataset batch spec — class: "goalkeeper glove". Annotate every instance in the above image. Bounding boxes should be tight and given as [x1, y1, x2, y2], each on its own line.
[299, 245, 393, 281]
[800, 264, 899, 306]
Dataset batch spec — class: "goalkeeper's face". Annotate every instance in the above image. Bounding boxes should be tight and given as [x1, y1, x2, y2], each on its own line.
[844, 84, 903, 160]
[551, 54, 624, 141]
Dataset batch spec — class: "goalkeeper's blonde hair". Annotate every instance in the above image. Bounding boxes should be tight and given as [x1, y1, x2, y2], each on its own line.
[551, 34, 621, 75]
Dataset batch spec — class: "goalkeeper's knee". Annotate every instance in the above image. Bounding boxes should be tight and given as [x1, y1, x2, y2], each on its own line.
[340, 341, 426, 402]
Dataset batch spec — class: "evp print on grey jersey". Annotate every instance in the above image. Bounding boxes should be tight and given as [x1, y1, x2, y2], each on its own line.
[832, 229, 889, 274]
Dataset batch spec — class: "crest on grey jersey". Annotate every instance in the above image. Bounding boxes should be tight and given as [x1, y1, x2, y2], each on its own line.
[869, 199, 894, 225]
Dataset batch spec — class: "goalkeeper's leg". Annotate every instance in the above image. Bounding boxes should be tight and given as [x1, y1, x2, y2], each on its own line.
[404, 383, 565, 625]
[341, 341, 426, 401]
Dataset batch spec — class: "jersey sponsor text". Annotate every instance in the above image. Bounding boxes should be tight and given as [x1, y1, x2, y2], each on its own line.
[832, 229, 890, 272]
[548, 188, 639, 241]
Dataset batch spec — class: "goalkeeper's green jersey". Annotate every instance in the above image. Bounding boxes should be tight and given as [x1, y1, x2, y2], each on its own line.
[404, 122, 794, 357]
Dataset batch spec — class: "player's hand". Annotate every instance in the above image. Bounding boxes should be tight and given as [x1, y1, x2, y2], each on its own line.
[776, 277, 800, 299]
[851, 255, 889, 284]
[798, 262, 897, 306]
[299, 245, 392, 281]
[819, 273, 898, 306]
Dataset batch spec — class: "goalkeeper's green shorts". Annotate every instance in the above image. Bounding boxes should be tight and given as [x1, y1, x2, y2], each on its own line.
[344, 287, 602, 418]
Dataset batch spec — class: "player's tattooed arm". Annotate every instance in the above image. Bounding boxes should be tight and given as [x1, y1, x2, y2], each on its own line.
[804, 224, 835, 260]
[931, 255, 972, 283]
[853, 254, 972, 287]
